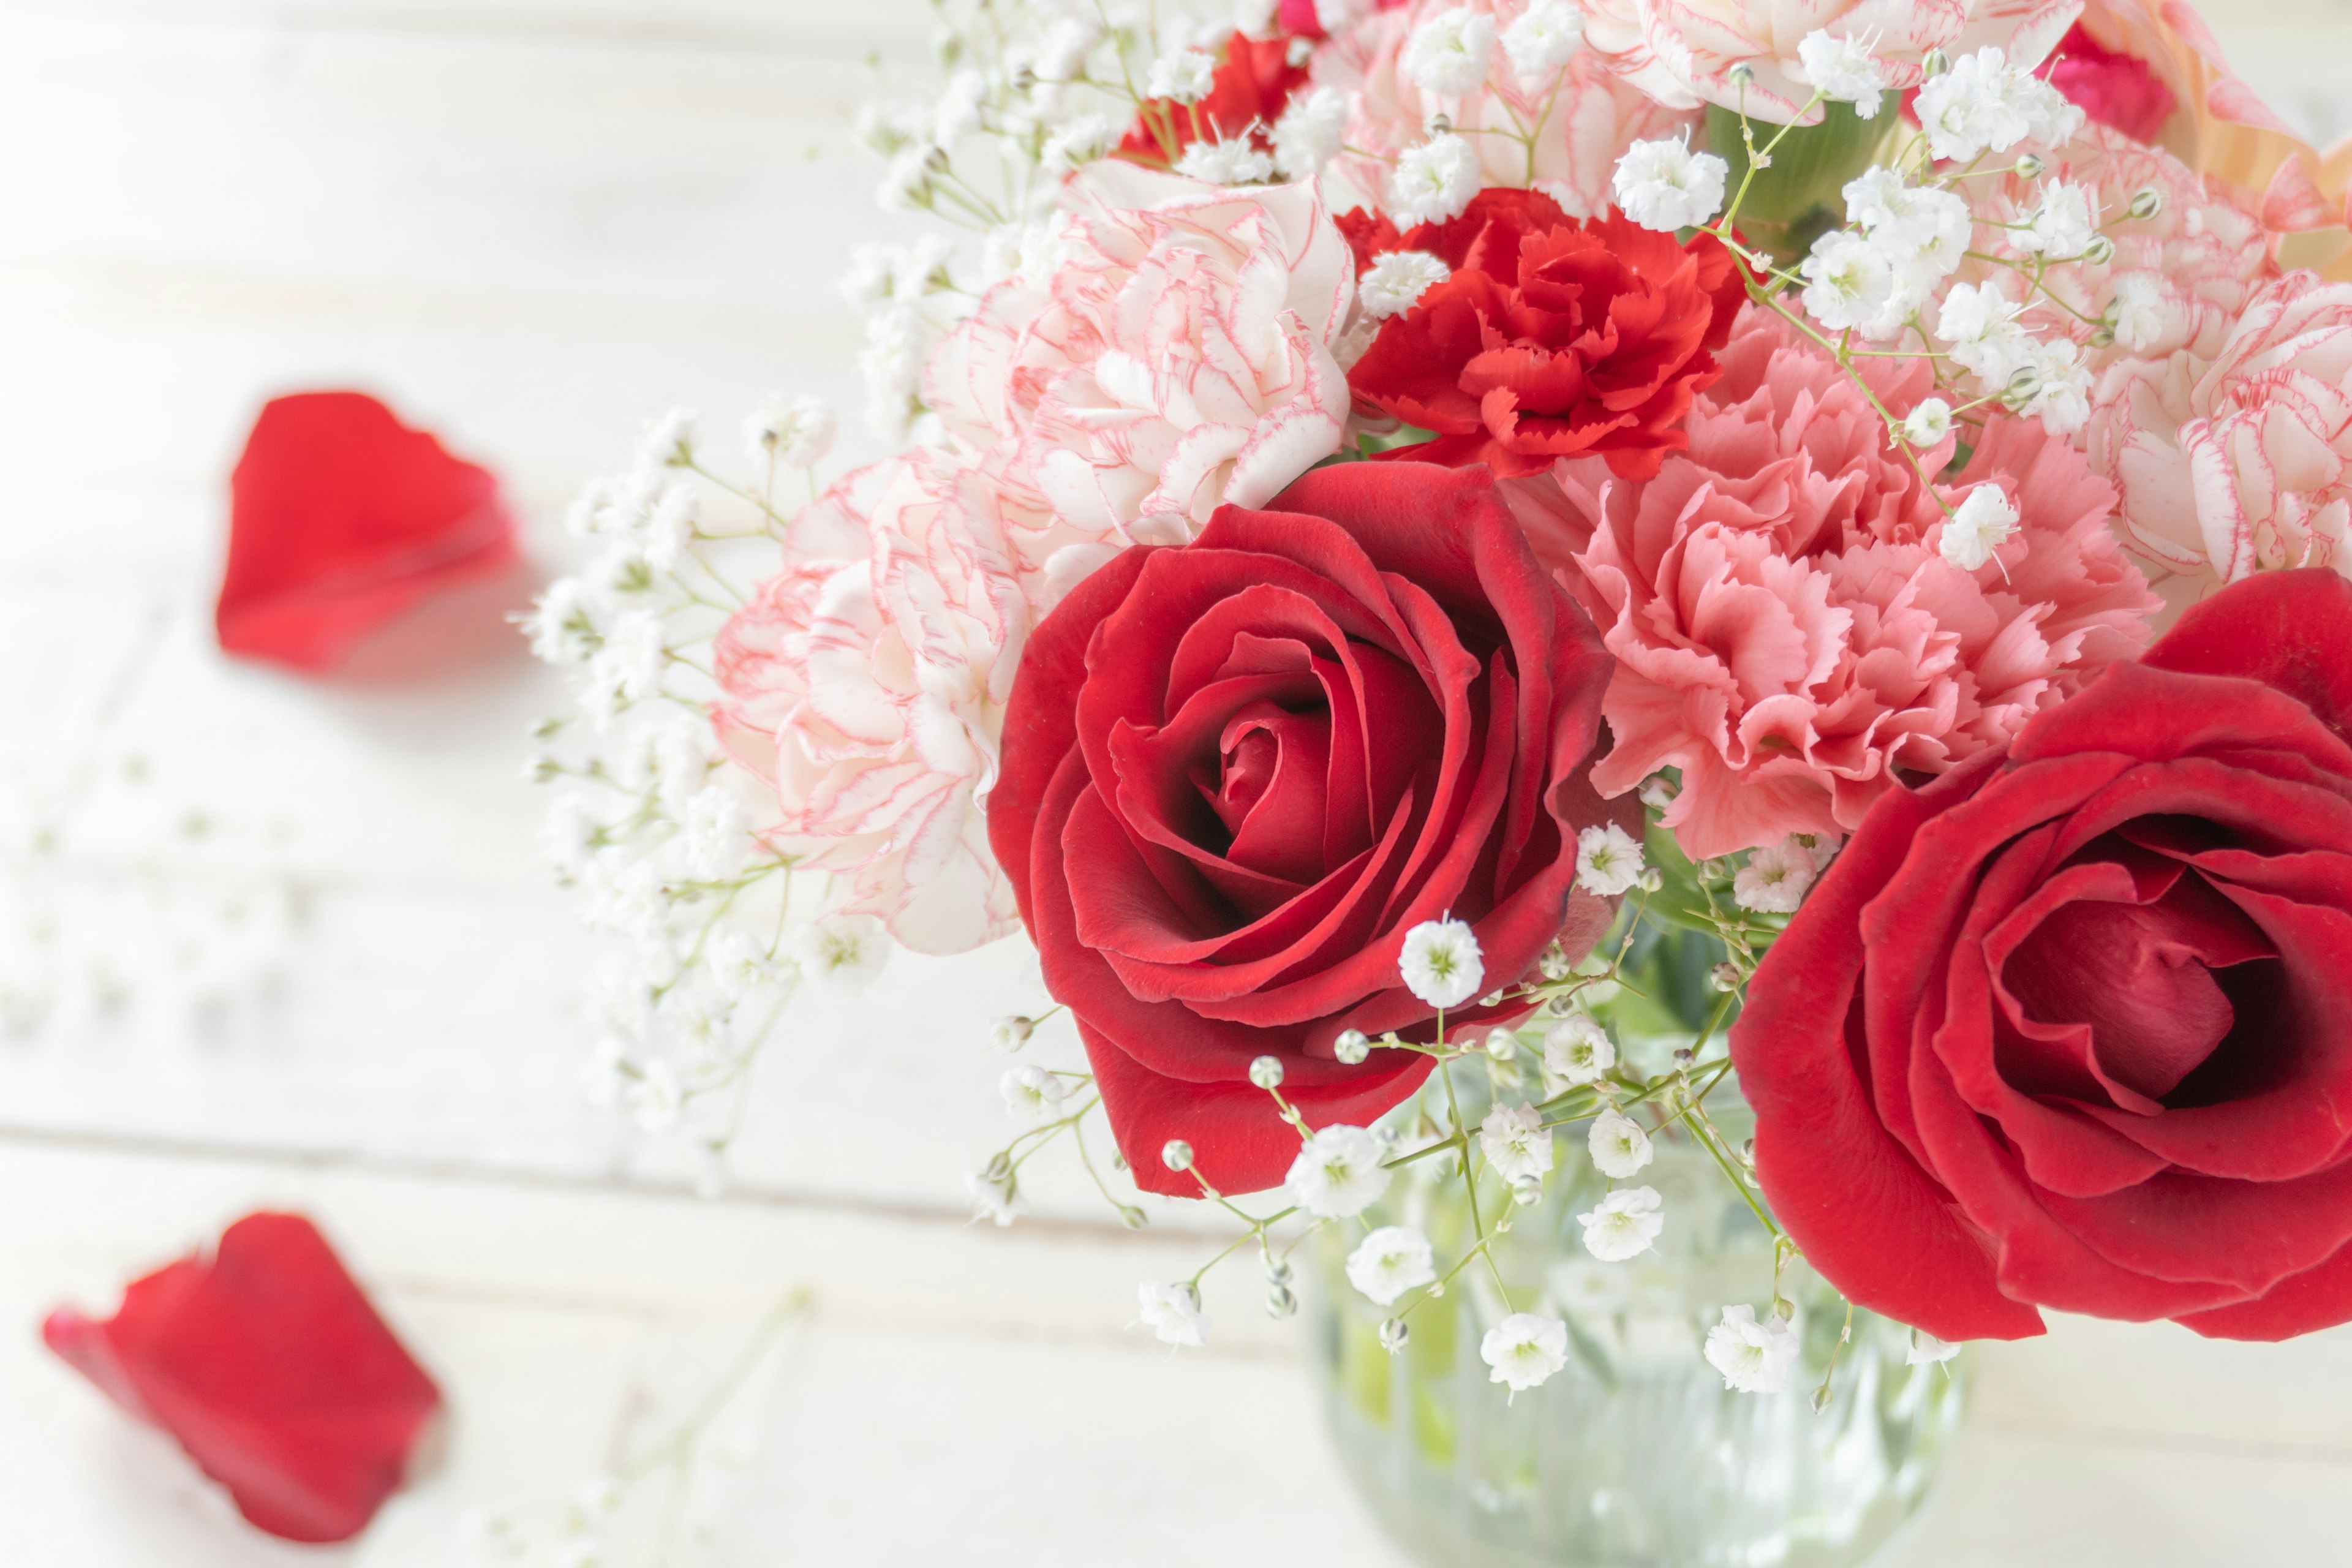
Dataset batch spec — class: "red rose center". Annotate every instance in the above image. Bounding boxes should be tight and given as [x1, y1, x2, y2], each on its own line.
[1999, 841, 2279, 1112]
[1200, 700, 1333, 883]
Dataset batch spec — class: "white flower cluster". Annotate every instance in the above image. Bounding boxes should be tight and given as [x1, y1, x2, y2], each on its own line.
[526, 404, 895, 1170]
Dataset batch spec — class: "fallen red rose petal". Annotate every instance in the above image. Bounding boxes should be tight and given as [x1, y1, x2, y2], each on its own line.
[217, 391, 515, 673]
[43, 1212, 442, 1543]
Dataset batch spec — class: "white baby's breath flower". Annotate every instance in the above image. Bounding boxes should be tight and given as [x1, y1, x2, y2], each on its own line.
[2107, 272, 2170, 353]
[2019, 179, 2098, 260]
[1733, 836, 1819, 913]
[1146, 49, 1218, 104]
[1287, 1124, 1393, 1218]
[987, 1014, 1035, 1052]
[1575, 823, 1645, 897]
[1940, 483, 2018, 572]
[1705, 1303, 1801, 1393]
[1137, 1281, 1210, 1346]
[1793, 29, 1887, 117]
[788, 913, 889, 993]
[745, 394, 835, 471]
[680, 787, 752, 880]
[628, 1057, 684, 1133]
[1577, 1185, 1664, 1261]
[1359, 251, 1450, 319]
[1611, 137, 1727, 232]
[523, 577, 598, 665]
[1913, 46, 2081, 164]
[1480, 1312, 1569, 1393]
[1800, 228, 1901, 339]
[967, 1169, 1017, 1226]
[2018, 334, 2093, 436]
[1901, 396, 1953, 448]
[879, 145, 938, 212]
[1587, 1107, 1653, 1178]
[1385, 134, 1482, 225]
[1543, 1013, 1615, 1084]
[1907, 1329, 1963, 1366]
[1035, 17, 1101, 81]
[1041, 115, 1117, 175]
[704, 930, 775, 1001]
[999, 1063, 1069, 1122]
[540, 794, 602, 880]
[1316, 0, 1369, 31]
[1401, 9, 1497, 98]
[934, 69, 988, 146]
[1479, 1102, 1553, 1182]
[1346, 1225, 1437, 1306]
[639, 484, 698, 572]
[1234, 0, 1281, 37]
[1175, 137, 1275, 185]
[639, 407, 696, 470]
[1398, 916, 1483, 1008]
[1501, 0, 1583, 88]
[1270, 86, 1348, 179]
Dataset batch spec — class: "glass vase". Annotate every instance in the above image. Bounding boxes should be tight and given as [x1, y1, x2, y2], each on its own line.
[1305, 1069, 1965, 1568]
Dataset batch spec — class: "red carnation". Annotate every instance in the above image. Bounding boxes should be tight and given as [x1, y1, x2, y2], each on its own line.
[1118, 32, 1308, 166]
[44, 1213, 442, 1543]
[1346, 202, 1746, 481]
[2040, 22, 2177, 146]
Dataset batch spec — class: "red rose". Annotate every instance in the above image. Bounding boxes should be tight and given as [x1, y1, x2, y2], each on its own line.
[1347, 204, 1745, 481]
[990, 462, 1626, 1194]
[1732, 570, 2352, 1343]
[1118, 32, 1308, 165]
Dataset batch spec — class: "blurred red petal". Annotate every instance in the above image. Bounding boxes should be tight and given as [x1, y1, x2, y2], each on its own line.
[216, 391, 514, 673]
[43, 1212, 441, 1544]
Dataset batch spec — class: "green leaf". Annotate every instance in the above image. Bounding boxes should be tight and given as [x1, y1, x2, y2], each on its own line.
[1703, 100, 1891, 267]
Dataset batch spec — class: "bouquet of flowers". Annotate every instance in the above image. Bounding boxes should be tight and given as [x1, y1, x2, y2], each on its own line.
[524, 0, 2352, 1411]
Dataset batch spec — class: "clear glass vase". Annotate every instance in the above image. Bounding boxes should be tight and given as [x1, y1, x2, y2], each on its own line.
[1305, 1069, 1965, 1568]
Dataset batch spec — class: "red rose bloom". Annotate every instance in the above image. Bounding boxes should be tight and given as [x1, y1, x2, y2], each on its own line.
[1346, 202, 1746, 481]
[990, 463, 1627, 1194]
[1732, 571, 2352, 1343]
[1118, 32, 1308, 165]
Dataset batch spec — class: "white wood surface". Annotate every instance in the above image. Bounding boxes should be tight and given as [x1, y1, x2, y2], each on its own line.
[2, 3, 2348, 1563]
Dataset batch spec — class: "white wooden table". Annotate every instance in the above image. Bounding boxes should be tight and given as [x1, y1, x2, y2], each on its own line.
[1, 4, 2347, 1563]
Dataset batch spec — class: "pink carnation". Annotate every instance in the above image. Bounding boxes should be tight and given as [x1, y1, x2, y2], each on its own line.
[1510, 308, 2157, 859]
[1574, 0, 2081, 124]
[715, 451, 1028, 954]
[2089, 271, 2352, 588]
[925, 164, 1353, 544]
[1313, 0, 1694, 220]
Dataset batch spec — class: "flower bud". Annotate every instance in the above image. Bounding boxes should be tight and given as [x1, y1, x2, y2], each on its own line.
[1638, 867, 1664, 893]
[1161, 1138, 1195, 1172]
[1511, 1174, 1544, 1207]
[1728, 62, 1755, 88]
[1708, 962, 1742, 993]
[1334, 1027, 1372, 1065]
[2128, 184, 2163, 221]
[1921, 47, 1948, 76]
[988, 1014, 1035, 1052]
[1248, 1054, 1285, 1090]
[1118, 1204, 1148, 1229]
[1423, 112, 1452, 137]
[1379, 1317, 1411, 1354]
[984, 1151, 1013, 1182]
[1479, 990, 1505, 1008]
[1537, 941, 1574, 981]
[1266, 1283, 1299, 1319]
[1267, 1257, 1294, 1286]
[1484, 1026, 1518, 1061]
[2082, 233, 2115, 265]
[2013, 153, 2044, 179]
[2087, 323, 2116, 349]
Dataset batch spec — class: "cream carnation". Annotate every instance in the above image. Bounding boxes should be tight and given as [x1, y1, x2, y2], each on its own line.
[925, 165, 1354, 545]
[714, 453, 1031, 954]
[1314, 0, 1695, 222]
[2090, 271, 2352, 587]
[1574, 0, 2079, 124]
[1515, 308, 2158, 860]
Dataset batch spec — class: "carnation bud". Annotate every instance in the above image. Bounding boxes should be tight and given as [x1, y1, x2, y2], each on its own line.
[1266, 1283, 1299, 1319]
[2082, 233, 2116, 265]
[1334, 1027, 1372, 1065]
[2013, 153, 2044, 179]
[1379, 1317, 1411, 1354]
[1249, 1054, 1285, 1090]
[1921, 47, 1949, 76]
[1484, 1027, 1518, 1061]
[2128, 184, 2163, 221]
[1161, 1138, 1195, 1172]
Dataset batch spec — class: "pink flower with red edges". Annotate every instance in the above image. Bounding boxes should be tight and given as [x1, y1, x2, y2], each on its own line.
[715, 452, 1030, 954]
[1313, 0, 1696, 220]
[2089, 272, 2352, 590]
[925, 164, 1354, 546]
[1733, 571, 2352, 1343]
[1573, 0, 2082, 124]
[988, 462, 1630, 1196]
[1513, 307, 2157, 860]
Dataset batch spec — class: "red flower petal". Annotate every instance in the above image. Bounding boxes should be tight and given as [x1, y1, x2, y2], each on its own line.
[43, 1213, 441, 1544]
[217, 391, 515, 673]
